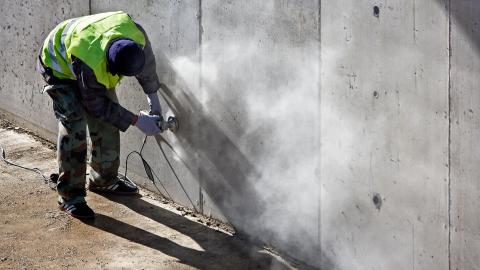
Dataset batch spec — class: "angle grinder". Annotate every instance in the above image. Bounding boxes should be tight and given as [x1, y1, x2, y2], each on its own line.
[140, 110, 179, 133]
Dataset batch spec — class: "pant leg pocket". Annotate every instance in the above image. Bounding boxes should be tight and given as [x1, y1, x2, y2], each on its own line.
[45, 86, 84, 123]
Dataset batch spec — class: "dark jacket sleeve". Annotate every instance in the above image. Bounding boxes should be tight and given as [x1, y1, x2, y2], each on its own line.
[135, 23, 161, 94]
[72, 57, 137, 132]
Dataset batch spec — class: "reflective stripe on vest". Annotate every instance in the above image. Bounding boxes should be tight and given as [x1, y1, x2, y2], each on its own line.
[41, 11, 145, 89]
[41, 19, 76, 80]
[59, 19, 78, 72]
[45, 19, 78, 75]
[47, 34, 62, 73]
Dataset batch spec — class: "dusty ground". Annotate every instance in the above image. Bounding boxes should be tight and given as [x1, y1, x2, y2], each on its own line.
[0, 121, 295, 270]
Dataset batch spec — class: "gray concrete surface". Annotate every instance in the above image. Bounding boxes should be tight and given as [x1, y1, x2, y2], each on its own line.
[449, 0, 480, 269]
[1, 0, 480, 269]
[0, 0, 89, 142]
[199, 0, 321, 265]
[320, 1, 450, 269]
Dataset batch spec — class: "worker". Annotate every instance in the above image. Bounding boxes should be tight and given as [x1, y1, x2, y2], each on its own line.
[37, 11, 164, 219]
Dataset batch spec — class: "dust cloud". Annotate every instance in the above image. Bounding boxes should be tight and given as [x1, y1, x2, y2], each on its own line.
[170, 36, 322, 267]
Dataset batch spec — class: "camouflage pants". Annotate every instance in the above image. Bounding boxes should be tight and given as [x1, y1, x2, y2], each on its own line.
[46, 84, 120, 204]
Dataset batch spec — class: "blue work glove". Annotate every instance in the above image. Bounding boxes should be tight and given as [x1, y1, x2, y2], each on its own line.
[147, 92, 162, 116]
[134, 114, 162, 136]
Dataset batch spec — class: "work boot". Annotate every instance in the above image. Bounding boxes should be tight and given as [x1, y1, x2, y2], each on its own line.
[58, 202, 95, 220]
[87, 179, 138, 195]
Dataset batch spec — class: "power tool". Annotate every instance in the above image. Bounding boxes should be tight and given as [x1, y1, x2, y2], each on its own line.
[140, 110, 179, 133]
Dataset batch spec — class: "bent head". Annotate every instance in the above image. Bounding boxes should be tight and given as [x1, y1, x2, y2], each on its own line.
[107, 39, 145, 76]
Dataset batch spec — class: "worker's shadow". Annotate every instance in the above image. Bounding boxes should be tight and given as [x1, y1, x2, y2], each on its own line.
[84, 194, 290, 270]
[150, 51, 268, 234]
[151, 53, 326, 270]
[115, 50, 320, 267]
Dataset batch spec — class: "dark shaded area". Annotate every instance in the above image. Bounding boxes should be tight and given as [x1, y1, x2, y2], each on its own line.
[438, 0, 480, 269]
[372, 193, 382, 210]
[436, 0, 480, 53]
[148, 55, 329, 269]
[152, 50, 269, 235]
[373, 6, 380, 18]
[86, 194, 291, 270]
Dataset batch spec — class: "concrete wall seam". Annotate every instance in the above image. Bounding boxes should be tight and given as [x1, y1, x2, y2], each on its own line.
[198, 0, 204, 216]
[317, 0, 323, 263]
[447, 0, 452, 269]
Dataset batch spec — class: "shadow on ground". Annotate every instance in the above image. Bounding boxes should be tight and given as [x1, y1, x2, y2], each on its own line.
[84, 194, 291, 270]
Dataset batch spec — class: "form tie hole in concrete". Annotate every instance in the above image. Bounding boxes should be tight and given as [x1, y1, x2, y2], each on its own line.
[373, 91, 379, 99]
[373, 6, 380, 18]
[372, 193, 382, 210]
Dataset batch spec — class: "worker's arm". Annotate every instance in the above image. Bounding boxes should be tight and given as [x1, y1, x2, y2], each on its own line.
[134, 23, 161, 95]
[72, 57, 137, 132]
[135, 23, 163, 115]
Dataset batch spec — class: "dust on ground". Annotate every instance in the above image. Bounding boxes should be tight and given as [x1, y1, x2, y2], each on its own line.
[0, 120, 295, 270]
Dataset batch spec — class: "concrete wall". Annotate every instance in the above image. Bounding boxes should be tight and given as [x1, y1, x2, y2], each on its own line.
[450, 0, 480, 269]
[0, 0, 89, 140]
[199, 0, 321, 264]
[321, 0, 450, 269]
[2, 0, 480, 269]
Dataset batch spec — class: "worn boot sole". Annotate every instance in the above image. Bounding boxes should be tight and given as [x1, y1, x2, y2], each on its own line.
[58, 205, 95, 220]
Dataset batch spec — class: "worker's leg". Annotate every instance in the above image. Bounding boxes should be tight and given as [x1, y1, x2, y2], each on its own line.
[57, 119, 88, 204]
[86, 90, 120, 186]
[46, 85, 88, 205]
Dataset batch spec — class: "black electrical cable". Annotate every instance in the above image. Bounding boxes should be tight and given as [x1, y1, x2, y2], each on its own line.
[121, 135, 173, 200]
[1, 134, 197, 212]
[157, 138, 198, 212]
[122, 135, 198, 212]
[0, 147, 56, 189]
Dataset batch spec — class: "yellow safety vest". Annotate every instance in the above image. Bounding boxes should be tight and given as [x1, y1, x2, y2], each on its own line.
[41, 11, 146, 89]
